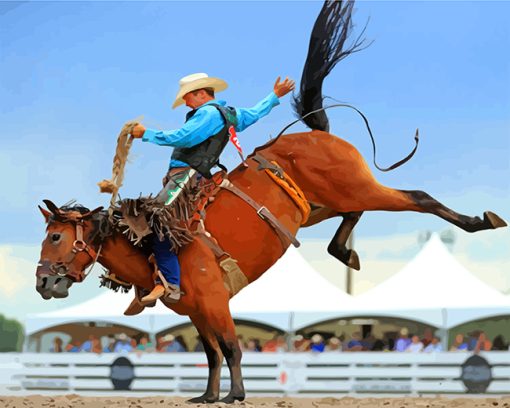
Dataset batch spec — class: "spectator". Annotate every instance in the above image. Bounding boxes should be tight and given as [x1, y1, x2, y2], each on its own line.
[91, 337, 103, 354]
[310, 334, 325, 353]
[475, 332, 492, 352]
[66, 340, 81, 353]
[79, 335, 96, 352]
[103, 336, 116, 353]
[276, 335, 288, 352]
[262, 334, 285, 352]
[163, 334, 186, 352]
[113, 333, 133, 353]
[492, 335, 508, 351]
[130, 337, 137, 350]
[361, 334, 375, 351]
[194, 336, 204, 352]
[449, 334, 468, 352]
[346, 332, 363, 352]
[175, 335, 188, 352]
[246, 338, 260, 352]
[136, 336, 155, 353]
[292, 335, 310, 352]
[405, 335, 424, 353]
[325, 336, 342, 352]
[421, 328, 434, 348]
[424, 337, 443, 353]
[371, 338, 386, 351]
[50, 337, 63, 353]
[394, 328, 412, 352]
[467, 331, 480, 351]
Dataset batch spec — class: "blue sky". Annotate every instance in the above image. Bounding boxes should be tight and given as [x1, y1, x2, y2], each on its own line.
[0, 1, 509, 320]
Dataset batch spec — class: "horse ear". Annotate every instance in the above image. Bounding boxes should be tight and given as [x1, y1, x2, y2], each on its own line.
[81, 206, 104, 219]
[43, 199, 60, 215]
[38, 205, 51, 223]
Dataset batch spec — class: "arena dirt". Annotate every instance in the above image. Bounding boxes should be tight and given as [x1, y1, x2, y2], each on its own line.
[0, 396, 509, 408]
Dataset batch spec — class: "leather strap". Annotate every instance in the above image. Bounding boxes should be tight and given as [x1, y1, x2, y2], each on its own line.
[252, 153, 284, 178]
[197, 231, 248, 297]
[219, 179, 300, 248]
[199, 230, 229, 259]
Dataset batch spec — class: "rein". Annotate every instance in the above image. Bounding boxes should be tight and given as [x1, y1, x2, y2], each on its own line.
[257, 103, 420, 172]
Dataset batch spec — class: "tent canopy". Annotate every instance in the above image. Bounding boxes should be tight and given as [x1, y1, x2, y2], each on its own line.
[26, 247, 355, 335]
[351, 234, 510, 328]
[25, 234, 510, 335]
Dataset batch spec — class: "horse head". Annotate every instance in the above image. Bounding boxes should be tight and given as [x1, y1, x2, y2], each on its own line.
[36, 199, 106, 299]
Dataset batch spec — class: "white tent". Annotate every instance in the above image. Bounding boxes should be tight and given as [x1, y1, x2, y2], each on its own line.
[26, 246, 355, 335]
[26, 233, 510, 338]
[351, 233, 510, 329]
[228, 246, 354, 332]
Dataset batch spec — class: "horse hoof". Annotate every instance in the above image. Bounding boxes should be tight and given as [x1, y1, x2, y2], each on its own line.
[484, 211, 507, 229]
[186, 394, 219, 404]
[327, 245, 361, 270]
[347, 249, 361, 271]
[220, 394, 245, 404]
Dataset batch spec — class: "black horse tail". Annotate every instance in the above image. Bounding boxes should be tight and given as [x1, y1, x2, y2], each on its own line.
[292, 0, 370, 132]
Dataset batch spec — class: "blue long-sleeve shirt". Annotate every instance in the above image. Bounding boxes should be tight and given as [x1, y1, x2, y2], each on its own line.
[142, 91, 280, 168]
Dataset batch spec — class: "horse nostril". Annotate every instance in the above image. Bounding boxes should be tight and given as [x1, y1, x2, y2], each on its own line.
[41, 277, 48, 289]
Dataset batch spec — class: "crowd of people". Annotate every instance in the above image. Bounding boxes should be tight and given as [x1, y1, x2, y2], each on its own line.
[50, 333, 187, 354]
[49, 328, 509, 354]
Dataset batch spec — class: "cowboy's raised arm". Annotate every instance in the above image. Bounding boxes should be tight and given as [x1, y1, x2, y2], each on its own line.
[235, 76, 295, 132]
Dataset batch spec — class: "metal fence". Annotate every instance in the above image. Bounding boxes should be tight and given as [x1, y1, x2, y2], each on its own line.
[1, 352, 509, 396]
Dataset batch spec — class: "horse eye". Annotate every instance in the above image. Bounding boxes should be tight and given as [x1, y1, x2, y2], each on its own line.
[51, 233, 61, 243]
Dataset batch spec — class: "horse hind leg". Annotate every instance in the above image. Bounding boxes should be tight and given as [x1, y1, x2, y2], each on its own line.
[402, 190, 507, 233]
[327, 211, 363, 270]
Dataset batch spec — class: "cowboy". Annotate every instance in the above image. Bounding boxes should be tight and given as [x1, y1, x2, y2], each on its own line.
[129, 73, 295, 308]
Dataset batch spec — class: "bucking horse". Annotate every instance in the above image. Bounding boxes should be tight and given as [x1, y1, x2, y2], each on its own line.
[35, 0, 506, 403]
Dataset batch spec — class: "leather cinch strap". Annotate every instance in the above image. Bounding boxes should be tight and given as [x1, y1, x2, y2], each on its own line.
[219, 179, 300, 248]
[198, 230, 248, 297]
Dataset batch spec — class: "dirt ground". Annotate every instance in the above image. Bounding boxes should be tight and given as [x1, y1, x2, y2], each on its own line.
[0, 395, 509, 408]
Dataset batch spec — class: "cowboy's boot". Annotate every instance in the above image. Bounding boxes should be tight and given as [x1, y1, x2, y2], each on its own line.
[124, 297, 145, 316]
[124, 286, 146, 316]
[141, 284, 165, 304]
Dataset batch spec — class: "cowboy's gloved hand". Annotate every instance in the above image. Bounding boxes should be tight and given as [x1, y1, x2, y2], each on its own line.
[274, 76, 296, 98]
[131, 124, 146, 139]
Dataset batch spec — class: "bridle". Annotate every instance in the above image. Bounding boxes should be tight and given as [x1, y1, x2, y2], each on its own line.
[49, 219, 103, 280]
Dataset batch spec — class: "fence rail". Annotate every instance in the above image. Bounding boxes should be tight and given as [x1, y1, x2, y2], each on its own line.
[1, 352, 509, 395]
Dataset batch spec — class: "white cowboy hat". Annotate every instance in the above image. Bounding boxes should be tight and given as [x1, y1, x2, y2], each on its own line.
[172, 73, 228, 109]
[161, 333, 175, 342]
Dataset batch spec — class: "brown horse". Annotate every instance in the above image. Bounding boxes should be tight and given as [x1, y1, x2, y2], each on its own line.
[35, 0, 506, 403]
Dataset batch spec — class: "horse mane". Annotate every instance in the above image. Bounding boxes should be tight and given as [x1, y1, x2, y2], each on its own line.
[48, 202, 113, 245]
[292, 0, 370, 132]
[59, 203, 91, 214]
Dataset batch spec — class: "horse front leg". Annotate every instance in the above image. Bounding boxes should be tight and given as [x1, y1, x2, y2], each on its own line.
[301, 205, 363, 270]
[189, 307, 245, 403]
[216, 320, 245, 403]
[187, 315, 223, 403]
[197, 304, 245, 402]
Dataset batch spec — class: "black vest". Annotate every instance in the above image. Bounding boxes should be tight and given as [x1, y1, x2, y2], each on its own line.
[171, 103, 238, 179]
